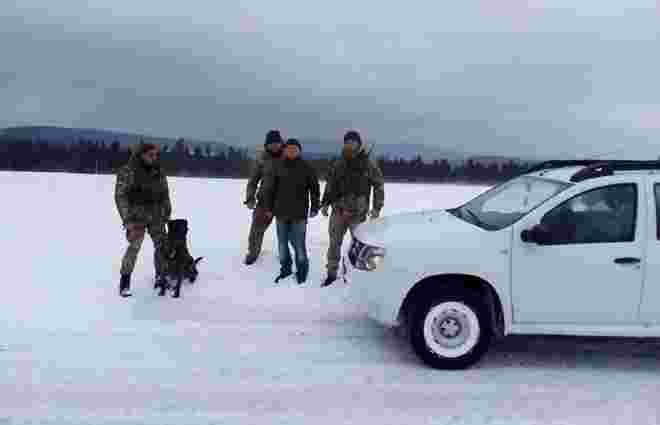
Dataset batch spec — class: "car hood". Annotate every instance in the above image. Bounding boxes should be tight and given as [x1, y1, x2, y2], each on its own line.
[353, 209, 484, 248]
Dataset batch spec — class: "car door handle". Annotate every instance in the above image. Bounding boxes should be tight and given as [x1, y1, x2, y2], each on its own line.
[614, 257, 641, 265]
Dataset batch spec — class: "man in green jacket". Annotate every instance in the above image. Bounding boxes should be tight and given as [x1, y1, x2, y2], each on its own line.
[243, 130, 284, 265]
[320, 130, 385, 287]
[258, 139, 320, 284]
[115, 143, 172, 297]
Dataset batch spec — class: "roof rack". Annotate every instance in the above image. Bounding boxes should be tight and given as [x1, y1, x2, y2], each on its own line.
[524, 160, 606, 174]
[525, 160, 660, 182]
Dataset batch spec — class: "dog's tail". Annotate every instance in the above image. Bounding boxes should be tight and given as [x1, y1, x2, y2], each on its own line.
[193, 257, 204, 265]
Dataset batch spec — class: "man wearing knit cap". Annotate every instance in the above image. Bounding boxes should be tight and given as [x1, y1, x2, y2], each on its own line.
[257, 138, 320, 284]
[320, 130, 385, 287]
[243, 130, 283, 265]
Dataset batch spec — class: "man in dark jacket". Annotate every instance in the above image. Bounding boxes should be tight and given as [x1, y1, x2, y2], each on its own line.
[258, 139, 320, 284]
[115, 142, 172, 297]
[320, 130, 385, 287]
[243, 130, 283, 265]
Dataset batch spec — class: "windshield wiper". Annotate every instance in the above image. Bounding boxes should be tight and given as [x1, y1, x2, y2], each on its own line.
[462, 207, 488, 229]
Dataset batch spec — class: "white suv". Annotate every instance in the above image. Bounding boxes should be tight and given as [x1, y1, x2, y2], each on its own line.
[348, 160, 660, 369]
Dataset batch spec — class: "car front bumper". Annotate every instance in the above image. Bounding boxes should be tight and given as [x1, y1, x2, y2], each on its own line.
[347, 244, 413, 328]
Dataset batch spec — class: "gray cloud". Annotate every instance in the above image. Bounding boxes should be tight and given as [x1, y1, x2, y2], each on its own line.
[2, 0, 660, 159]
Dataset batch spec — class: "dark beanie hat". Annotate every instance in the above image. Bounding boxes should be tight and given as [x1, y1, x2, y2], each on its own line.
[264, 130, 283, 146]
[343, 130, 362, 145]
[285, 138, 302, 151]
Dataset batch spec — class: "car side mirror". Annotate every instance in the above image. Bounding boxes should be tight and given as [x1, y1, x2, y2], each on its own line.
[521, 224, 552, 245]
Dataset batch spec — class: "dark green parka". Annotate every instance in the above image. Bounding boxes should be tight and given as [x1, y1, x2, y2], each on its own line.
[257, 157, 320, 221]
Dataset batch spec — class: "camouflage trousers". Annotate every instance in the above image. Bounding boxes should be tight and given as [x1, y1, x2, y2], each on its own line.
[246, 208, 274, 258]
[120, 221, 167, 276]
[326, 207, 367, 277]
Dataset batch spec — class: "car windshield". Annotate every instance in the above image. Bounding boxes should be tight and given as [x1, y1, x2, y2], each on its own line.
[449, 176, 571, 231]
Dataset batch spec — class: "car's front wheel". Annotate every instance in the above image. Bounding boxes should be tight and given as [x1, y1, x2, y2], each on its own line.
[410, 293, 492, 369]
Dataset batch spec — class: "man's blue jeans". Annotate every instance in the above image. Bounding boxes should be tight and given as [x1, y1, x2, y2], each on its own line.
[276, 218, 309, 278]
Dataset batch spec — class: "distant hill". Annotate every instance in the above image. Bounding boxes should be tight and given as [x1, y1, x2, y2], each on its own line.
[1, 126, 536, 165]
[0, 126, 230, 155]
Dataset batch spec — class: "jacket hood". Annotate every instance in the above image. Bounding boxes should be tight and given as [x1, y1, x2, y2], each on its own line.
[128, 144, 163, 172]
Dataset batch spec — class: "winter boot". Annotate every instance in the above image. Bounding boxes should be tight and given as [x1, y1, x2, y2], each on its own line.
[296, 263, 309, 285]
[244, 253, 258, 265]
[321, 274, 337, 288]
[275, 268, 293, 283]
[155, 275, 168, 296]
[119, 274, 132, 297]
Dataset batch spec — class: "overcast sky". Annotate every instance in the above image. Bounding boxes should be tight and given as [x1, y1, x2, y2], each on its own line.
[2, 0, 660, 158]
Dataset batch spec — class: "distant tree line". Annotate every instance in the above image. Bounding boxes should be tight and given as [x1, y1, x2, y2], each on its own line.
[372, 156, 531, 184]
[0, 136, 534, 184]
[0, 137, 251, 178]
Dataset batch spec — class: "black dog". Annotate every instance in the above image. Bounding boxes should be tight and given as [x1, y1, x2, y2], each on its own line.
[157, 219, 203, 298]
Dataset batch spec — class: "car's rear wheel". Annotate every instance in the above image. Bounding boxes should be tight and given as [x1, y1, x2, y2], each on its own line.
[410, 292, 492, 369]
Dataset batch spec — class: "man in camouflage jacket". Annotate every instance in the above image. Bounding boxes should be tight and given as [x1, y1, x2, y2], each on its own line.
[320, 130, 385, 287]
[115, 143, 172, 297]
[243, 130, 283, 265]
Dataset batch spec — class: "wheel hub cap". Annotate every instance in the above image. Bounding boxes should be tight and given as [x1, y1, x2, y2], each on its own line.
[430, 309, 470, 349]
[439, 317, 462, 338]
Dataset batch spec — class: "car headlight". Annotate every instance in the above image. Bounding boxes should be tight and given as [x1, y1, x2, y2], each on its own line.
[349, 238, 386, 271]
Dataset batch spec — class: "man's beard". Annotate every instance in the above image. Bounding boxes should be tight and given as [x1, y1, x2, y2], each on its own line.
[342, 146, 355, 160]
[268, 148, 282, 158]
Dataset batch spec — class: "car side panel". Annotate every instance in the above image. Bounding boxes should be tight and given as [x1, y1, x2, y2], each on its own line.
[350, 228, 513, 329]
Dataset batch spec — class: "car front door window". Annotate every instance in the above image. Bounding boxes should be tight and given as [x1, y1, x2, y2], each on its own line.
[539, 184, 637, 245]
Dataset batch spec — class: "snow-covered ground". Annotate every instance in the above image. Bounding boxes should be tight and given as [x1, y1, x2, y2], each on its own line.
[3, 171, 660, 424]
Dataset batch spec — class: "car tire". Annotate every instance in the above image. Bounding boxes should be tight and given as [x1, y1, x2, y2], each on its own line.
[409, 292, 492, 370]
